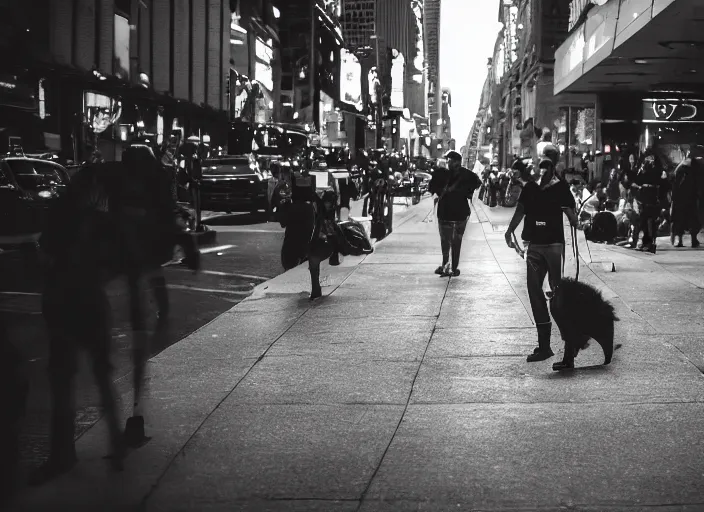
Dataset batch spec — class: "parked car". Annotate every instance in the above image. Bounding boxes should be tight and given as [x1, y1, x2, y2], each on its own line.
[0, 156, 70, 238]
[199, 155, 271, 213]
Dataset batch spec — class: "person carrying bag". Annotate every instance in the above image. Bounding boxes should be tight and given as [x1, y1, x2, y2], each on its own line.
[429, 151, 482, 277]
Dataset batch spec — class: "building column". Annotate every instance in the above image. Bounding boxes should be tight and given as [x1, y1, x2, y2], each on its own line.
[50, 0, 73, 65]
[191, 0, 207, 105]
[152, 0, 171, 94]
[206, 0, 222, 109]
[173, 0, 191, 101]
[74, 0, 96, 71]
[97, 0, 113, 75]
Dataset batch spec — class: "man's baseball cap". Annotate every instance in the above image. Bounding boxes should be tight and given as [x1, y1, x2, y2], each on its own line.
[444, 150, 462, 161]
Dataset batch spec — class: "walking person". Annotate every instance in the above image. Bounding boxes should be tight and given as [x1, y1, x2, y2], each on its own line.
[504, 157, 579, 362]
[670, 148, 701, 248]
[429, 150, 482, 277]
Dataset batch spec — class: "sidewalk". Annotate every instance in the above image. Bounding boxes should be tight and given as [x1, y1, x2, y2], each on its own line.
[11, 196, 704, 511]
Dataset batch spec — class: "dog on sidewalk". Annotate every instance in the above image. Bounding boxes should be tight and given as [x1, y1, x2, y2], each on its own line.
[549, 277, 620, 370]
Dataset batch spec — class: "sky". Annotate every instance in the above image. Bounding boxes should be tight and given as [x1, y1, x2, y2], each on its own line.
[440, 0, 501, 149]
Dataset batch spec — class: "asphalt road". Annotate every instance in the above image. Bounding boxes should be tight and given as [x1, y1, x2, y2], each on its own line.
[1, 210, 287, 470]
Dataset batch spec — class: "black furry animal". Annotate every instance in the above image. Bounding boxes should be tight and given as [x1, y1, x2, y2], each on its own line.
[549, 277, 620, 370]
[584, 211, 618, 243]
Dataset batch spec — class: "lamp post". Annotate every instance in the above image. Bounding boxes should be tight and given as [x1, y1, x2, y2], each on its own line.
[370, 33, 382, 149]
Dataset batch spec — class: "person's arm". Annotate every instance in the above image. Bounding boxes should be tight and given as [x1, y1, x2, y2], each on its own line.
[561, 182, 579, 227]
[504, 202, 525, 247]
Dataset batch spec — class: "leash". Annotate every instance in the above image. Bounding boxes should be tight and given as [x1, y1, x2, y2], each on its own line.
[509, 224, 581, 282]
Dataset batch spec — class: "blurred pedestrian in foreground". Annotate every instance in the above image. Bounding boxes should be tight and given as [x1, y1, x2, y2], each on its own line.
[0, 318, 29, 504]
[31, 168, 127, 485]
[429, 150, 482, 277]
[504, 157, 578, 362]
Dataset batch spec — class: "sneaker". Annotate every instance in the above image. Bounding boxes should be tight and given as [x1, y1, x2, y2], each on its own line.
[526, 349, 554, 362]
[451, 269, 460, 277]
[434, 266, 444, 275]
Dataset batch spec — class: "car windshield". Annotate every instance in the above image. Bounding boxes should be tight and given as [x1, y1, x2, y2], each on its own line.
[203, 158, 254, 175]
[287, 133, 309, 153]
[253, 127, 288, 156]
[5, 160, 67, 190]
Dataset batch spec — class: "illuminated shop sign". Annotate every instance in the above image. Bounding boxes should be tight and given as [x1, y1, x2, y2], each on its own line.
[390, 50, 405, 109]
[642, 99, 704, 124]
[255, 38, 273, 91]
[340, 49, 362, 111]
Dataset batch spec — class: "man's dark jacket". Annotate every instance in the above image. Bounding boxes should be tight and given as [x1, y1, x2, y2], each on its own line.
[430, 167, 482, 221]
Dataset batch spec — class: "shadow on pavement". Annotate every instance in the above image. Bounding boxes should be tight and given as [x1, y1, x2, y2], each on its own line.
[201, 211, 270, 226]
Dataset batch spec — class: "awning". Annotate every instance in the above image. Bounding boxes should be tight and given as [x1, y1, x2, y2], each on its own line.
[554, 0, 704, 95]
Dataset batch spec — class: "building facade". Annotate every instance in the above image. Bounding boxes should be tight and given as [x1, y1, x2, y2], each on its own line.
[554, 0, 704, 175]
[0, 0, 232, 162]
[467, 0, 599, 172]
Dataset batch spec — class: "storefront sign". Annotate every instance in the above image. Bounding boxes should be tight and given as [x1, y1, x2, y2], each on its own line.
[339, 49, 362, 111]
[554, 24, 586, 94]
[255, 38, 273, 92]
[390, 51, 405, 109]
[643, 99, 704, 123]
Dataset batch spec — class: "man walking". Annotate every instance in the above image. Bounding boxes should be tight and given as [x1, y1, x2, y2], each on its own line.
[429, 150, 482, 277]
[504, 157, 578, 362]
[671, 147, 701, 248]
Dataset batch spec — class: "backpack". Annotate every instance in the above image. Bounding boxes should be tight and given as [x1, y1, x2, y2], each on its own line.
[336, 219, 374, 256]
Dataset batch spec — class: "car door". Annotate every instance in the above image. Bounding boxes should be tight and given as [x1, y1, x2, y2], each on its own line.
[0, 162, 24, 236]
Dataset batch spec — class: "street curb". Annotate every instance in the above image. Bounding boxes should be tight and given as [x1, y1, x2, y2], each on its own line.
[246, 196, 433, 301]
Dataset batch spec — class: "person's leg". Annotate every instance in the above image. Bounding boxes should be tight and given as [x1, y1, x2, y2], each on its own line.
[309, 256, 322, 299]
[525, 245, 554, 362]
[450, 218, 469, 275]
[437, 221, 452, 274]
[689, 206, 701, 247]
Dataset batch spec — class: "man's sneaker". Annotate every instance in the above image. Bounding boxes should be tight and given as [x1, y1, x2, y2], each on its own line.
[434, 266, 444, 275]
[451, 269, 460, 277]
[526, 349, 554, 362]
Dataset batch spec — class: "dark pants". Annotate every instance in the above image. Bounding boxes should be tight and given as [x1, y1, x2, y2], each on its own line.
[671, 201, 701, 238]
[638, 202, 660, 247]
[525, 243, 563, 325]
[42, 274, 123, 465]
[438, 218, 468, 271]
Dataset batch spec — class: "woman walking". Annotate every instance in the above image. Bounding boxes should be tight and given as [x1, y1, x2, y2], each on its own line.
[429, 151, 482, 277]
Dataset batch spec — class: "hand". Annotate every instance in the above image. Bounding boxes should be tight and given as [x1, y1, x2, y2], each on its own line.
[505, 231, 514, 248]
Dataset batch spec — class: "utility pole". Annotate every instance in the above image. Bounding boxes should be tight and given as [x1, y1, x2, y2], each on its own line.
[310, 0, 317, 133]
[371, 32, 382, 149]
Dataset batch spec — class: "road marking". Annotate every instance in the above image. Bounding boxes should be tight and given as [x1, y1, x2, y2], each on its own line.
[169, 268, 270, 281]
[211, 227, 282, 233]
[166, 284, 252, 295]
[200, 244, 235, 254]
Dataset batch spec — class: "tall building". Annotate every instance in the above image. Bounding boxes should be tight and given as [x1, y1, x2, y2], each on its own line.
[424, 0, 441, 155]
[0, 0, 231, 162]
[339, 0, 427, 153]
[229, 0, 281, 124]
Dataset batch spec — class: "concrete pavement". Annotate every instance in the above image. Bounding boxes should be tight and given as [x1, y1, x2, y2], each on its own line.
[11, 195, 704, 511]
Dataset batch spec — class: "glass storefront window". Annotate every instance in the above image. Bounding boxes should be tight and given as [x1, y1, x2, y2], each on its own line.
[646, 124, 704, 171]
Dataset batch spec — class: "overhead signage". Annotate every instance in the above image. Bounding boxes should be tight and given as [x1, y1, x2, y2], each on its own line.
[339, 49, 363, 111]
[642, 99, 704, 124]
[390, 51, 405, 109]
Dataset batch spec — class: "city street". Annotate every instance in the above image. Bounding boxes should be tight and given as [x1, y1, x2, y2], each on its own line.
[10, 195, 704, 511]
